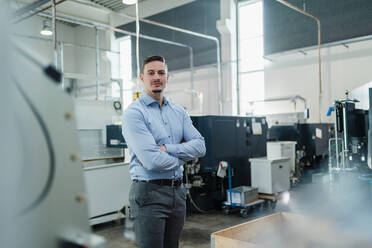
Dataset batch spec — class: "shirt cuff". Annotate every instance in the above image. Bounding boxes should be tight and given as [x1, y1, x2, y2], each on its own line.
[165, 143, 179, 156]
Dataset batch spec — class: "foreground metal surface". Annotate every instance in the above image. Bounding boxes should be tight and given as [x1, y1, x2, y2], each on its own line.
[8, 24, 106, 248]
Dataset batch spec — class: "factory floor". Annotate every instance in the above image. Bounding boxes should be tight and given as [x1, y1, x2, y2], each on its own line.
[93, 175, 372, 248]
[93, 199, 285, 248]
[93, 208, 280, 248]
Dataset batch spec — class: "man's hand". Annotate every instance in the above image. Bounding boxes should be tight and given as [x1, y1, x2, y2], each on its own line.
[159, 145, 167, 152]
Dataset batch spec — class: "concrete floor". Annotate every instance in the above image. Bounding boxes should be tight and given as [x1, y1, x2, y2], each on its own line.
[93, 203, 282, 248]
[93, 209, 283, 248]
[93, 175, 372, 247]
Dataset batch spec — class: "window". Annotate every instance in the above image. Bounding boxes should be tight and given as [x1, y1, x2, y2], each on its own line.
[239, 0, 264, 114]
[112, 36, 133, 110]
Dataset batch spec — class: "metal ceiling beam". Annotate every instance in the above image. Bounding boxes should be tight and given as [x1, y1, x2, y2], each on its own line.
[13, 0, 50, 17]
[38, 11, 190, 48]
[110, 2, 126, 9]
[12, 0, 67, 24]
[69, 0, 112, 13]
[95, 0, 117, 7]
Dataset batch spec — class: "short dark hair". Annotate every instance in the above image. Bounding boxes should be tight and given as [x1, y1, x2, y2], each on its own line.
[141, 55, 166, 73]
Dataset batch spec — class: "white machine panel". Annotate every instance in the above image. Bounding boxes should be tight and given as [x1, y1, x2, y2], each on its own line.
[84, 163, 131, 225]
[250, 157, 290, 194]
[267, 141, 297, 173]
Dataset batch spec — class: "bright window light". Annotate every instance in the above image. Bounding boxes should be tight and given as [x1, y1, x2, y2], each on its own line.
[239, 0, 264, 114]
[118, 36, 134, 110]
[239, 0, 264, 72]
[240, 71, 264, 102]
[110, 36, 133, 111]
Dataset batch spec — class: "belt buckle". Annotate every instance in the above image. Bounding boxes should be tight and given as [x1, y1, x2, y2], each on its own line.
[171, 179, 175, 188]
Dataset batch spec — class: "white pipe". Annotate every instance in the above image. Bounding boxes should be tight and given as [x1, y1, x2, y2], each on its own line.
[95, 27, 100, 99]
[275, 0, 322, 122]
[66, 1, 223, 114]
[135, 1, 140, 92]
[248, 95, 307, 109]
[139, 19, 222, 114]
[334, 111, 339, 169]
[51, 0, 58, 67]
[59, 41, 64, 88]
[37, 12, 196, 103]
[38, 12, 191, 49]
[342, 104, 349, 169]
[235, 0, 240, 115]
[13, 33, 120, 53]
[189, 47, 194, 110]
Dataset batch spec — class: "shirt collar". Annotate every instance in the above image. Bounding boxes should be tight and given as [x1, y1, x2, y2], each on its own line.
[140, 91, 168, 106]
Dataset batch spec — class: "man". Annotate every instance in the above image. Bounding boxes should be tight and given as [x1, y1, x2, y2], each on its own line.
[122, 55, 206, 248]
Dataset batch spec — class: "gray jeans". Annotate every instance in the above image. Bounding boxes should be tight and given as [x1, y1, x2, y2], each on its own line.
[129, 181, 186, 248]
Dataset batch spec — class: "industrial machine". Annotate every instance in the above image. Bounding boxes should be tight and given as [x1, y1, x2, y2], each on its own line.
[185, 115, 268, 212]
[267, 123, 334, 180]
[75, 102, 130, 225]
[250, 157, 291, 194]
[106, 124, 127, 148]
[332, 91, 369, 170]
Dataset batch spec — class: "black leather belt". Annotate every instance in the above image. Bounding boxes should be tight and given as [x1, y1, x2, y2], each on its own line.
[133, 178, 183, 188]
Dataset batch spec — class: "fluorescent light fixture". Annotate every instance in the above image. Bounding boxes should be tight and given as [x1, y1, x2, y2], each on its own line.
[40, 20, 52, 36]
[122, 0, 137, 5]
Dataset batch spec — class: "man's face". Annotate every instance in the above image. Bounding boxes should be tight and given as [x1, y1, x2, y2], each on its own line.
[140, 61, 169, 94]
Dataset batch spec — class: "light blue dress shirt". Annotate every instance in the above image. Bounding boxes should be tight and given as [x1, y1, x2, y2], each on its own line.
[122, 91, 206, 180]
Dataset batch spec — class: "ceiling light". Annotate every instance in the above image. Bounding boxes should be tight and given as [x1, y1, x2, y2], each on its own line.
[122, 0, 137, 5]
[40, 20, 52, 36]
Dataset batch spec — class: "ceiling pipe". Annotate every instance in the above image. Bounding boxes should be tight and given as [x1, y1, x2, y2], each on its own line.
[12, 33, 120, 54]
[66, 0, 223, 115]
[235, 0, 240, 115]
[249, 95, 307, 109]
[12, 0, 67, 24]
[119, 14, 223, 115]
[13, 0, 50, 17]
[51, 0, 58, 67]
[37, 11, 194, 93]
[275, 0, 322, 122]
[13, 0, 64, 68]
[37, 12, 191, 48]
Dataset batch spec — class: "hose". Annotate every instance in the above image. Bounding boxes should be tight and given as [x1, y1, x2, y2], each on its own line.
[185, 169, 208, 213]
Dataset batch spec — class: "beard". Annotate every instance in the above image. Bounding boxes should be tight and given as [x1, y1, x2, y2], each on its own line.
[152, 89, 162, 93]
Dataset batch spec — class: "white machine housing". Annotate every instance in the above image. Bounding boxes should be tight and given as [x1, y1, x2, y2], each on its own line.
[250, 157, 291, 194]
[267, 141, 297, 173]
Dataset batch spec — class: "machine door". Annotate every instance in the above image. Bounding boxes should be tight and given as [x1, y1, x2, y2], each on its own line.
[271, 161, 290, 194]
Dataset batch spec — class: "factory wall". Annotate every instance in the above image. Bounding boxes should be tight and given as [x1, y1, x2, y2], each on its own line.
[13, 15, 119, 131]
[111, 0, 237, 116]
[13, 16, 76, 73]
[167, 62, 236, 116]
[264, 39, 372, 123]
[12, 15, 224, 117]
[166, 66, 219, 115]
[73, 26, 112, 80]
[72, 26, 122, 131]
